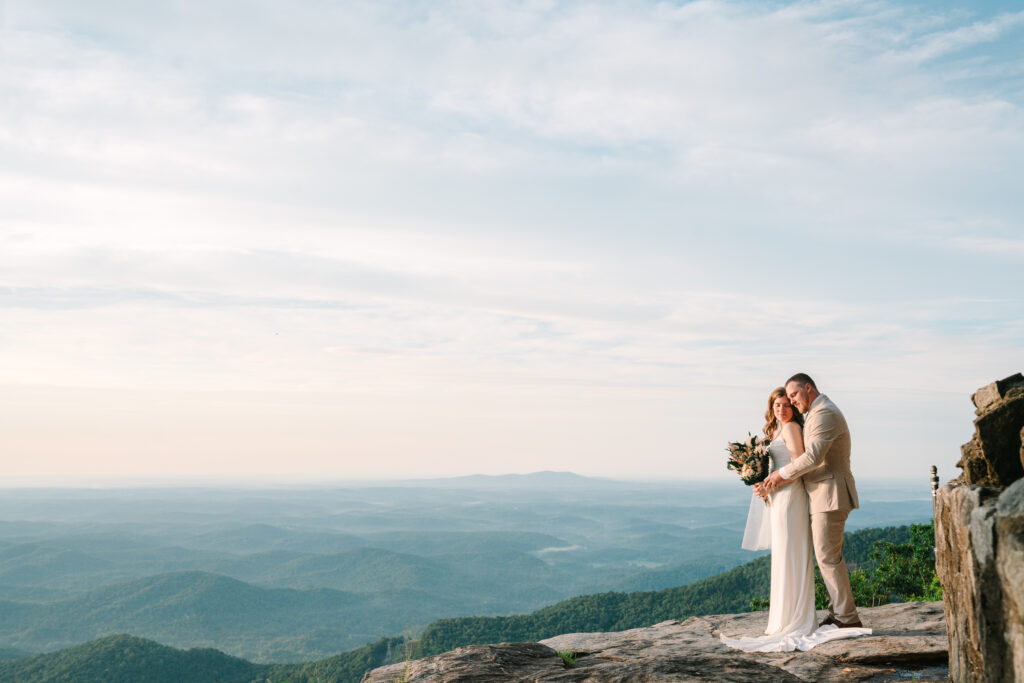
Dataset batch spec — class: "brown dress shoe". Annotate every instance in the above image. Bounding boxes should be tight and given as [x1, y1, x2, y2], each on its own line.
[834, 618, 864, 628]
[819, 615, 837, 627]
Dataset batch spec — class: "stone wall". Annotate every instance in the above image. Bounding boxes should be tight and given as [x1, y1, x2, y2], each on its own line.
[934, 373, 1024, 683]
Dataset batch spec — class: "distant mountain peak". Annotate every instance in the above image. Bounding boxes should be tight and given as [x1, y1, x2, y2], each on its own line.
[514, 471, 588, 479]
[439, 471, 598, 487]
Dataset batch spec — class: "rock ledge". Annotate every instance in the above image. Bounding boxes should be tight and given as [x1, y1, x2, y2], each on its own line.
[363, 601, 946, 682]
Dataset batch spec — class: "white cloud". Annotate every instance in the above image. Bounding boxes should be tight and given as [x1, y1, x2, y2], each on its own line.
[903, 10, 1024, 62]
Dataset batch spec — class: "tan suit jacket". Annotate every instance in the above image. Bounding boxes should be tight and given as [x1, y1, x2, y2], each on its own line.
[780, 394, 859, 514]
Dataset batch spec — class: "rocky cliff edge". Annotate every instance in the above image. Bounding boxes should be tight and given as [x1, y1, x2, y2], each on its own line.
[363, 601, 946, 682]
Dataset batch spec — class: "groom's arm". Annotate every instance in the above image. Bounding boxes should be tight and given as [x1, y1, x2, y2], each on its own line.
[780, 410, 841, 480]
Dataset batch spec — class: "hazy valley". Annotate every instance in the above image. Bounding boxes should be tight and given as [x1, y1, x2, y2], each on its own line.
[0, 473, 933, 663]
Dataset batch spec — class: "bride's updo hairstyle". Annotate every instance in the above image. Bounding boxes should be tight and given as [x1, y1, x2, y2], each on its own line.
[763, 386, 803, 439]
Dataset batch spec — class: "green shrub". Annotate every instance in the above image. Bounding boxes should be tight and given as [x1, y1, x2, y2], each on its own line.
[813, 521, 941, 610]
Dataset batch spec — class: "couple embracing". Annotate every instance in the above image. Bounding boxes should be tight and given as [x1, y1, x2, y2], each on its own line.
[721, 373, 872, 653]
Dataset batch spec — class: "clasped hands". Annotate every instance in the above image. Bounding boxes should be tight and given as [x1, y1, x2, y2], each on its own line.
[755, 470, 791, 500]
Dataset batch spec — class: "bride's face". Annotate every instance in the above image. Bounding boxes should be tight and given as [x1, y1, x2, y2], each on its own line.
[773, 397, 795, 423]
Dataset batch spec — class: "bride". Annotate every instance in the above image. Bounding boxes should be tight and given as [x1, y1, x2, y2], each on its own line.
[720, 388, 870, 652]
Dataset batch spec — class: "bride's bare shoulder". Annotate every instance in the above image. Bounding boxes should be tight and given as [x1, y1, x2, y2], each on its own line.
[781, 420, 802, 442]
[780, 420, 805, 454]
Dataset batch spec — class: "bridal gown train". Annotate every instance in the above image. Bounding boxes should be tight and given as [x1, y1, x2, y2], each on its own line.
[720, 433, 871, 652]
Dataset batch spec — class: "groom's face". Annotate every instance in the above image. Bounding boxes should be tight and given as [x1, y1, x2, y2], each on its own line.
[786, 381, 812, 414]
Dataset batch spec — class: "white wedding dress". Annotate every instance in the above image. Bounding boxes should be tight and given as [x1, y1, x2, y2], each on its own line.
[721, 431, 871, 652]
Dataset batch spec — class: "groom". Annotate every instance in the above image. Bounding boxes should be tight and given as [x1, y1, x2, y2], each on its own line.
[763, 372, 862, 628]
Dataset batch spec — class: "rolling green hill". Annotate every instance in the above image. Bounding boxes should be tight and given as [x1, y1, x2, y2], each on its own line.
[186, 524, 367, 555]
[0, 570, 466, 661]
[0, 634, 266, 683]
[355, 530, 570, 555]
[0, 542, 579, 660]
[0, 633, 415, 683]
[0, 646, 32, 662]
[231, 547, 515, 594]
[601, 554, 758, 593]
[0, 544, 115, 585]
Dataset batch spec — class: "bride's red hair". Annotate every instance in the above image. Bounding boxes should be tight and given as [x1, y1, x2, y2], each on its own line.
[763, 386, 803, 438]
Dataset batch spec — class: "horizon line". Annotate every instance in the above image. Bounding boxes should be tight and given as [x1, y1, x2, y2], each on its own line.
[0, 471, 939, 490]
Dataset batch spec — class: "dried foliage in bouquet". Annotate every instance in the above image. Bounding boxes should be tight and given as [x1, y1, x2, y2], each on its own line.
[726, 433, 771, 486]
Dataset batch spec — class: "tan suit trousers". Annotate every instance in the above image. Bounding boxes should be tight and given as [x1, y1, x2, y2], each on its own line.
[811, 509, 859, 623]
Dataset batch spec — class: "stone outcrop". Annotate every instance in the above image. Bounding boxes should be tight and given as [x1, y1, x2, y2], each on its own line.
[363, 602, 947, 682]
[934, 373, 1024, 683]
[955, 372, 1024, 487]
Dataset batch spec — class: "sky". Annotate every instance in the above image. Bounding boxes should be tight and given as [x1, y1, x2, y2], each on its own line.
[1, 0, 1022, 483]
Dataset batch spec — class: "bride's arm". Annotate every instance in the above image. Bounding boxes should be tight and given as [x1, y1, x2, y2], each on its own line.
[782, 421, 804, 460]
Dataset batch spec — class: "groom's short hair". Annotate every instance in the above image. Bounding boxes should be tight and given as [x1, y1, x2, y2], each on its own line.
[786, 372, 817, 390]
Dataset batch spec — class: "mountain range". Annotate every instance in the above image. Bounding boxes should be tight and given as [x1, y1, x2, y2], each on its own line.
[0, 524, 917, 683]
[0, 477, 933, 667]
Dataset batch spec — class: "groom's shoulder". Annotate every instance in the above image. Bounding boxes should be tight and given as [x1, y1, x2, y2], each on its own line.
[814, 394, 843, 417]
[816, 394, 850, 426]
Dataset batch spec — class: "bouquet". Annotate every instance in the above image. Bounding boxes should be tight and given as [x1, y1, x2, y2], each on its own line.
[726, 433, 771, 486]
